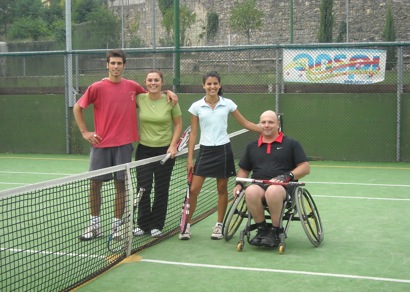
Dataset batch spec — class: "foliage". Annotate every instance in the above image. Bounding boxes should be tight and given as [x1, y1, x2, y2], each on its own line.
[73, 0, 102, 23]
[87, 7, 121, 49]
[206, 12, 219, 41]
[317, 0, 333, 43]
[336, 21, 346, 43]
[0, 1, 16, 36]
[158, 0, 173, 16]
[162, 5, 196, 46]
[50, 20, 66, 44]
[382, 2, 396, 70]
[128, 13, 145, 48]
[3, 0, 64, 41]
[13, 0, 44, 19]
[229, 0, 263, 44]
[8, 17, 52, 41]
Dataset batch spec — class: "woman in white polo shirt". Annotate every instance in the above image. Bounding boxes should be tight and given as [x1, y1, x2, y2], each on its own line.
[180, 71, 261, 240]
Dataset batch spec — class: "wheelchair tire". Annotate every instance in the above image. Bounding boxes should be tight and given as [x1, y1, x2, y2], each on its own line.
[237, 240, 244, 252]
[295, 187, 324, 247]
[222, 191, 247, 241]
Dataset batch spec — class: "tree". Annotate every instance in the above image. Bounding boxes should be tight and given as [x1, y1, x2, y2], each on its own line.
[5, 0, 65, 41]
[317, 0, 333, 43]
[0, 1, 16, 36]
[13, 0, 44, 19]
[8, 17, 51, 41]
[229, 0, 263, 44]
[336, 21, 346, 43]
[382, 2, 396, 70]
[158, 0, 173, 16]
[161, 5, 196, 46]
[73, 0, 102, 23]
[88, 7, 121, 48]
[206, 12, 219, 42]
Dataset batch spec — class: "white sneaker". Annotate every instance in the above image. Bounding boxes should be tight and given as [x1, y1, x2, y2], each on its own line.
[179, 226, 191, 240]
[79, 224, 103, 241]
[133, 227, 145, 236]
[151, 229, 162, 237]
[211, 224, 223, 240]
[111, 222, 124, 240]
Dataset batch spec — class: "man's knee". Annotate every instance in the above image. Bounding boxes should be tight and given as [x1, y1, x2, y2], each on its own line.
[265, 186, 286, 202]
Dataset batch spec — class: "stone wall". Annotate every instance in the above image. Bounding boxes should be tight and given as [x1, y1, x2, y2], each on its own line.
[110, 0, 410, 47]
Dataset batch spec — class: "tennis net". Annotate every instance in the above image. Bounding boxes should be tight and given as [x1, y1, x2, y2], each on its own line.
[0, 128, 259, 291]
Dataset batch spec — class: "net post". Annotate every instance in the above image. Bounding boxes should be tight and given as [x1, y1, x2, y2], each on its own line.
[278, 112, 283, 132]
[125, 163, 134, 257]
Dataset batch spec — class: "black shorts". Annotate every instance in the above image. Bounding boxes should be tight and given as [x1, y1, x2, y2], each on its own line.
[249, 183, 295, 205]
[194, 143, 236, 178]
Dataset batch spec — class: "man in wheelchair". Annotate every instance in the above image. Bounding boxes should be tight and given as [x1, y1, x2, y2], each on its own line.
[233, 110, 310, 247]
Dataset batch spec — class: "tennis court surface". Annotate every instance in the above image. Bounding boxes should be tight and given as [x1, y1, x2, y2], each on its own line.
[0, 153, 409, 292]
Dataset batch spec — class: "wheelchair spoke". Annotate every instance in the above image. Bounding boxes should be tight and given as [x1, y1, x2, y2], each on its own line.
[295, 187, 324, 246]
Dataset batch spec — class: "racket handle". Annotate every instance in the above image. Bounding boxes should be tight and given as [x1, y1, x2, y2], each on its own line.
[160, 153, 171, 165]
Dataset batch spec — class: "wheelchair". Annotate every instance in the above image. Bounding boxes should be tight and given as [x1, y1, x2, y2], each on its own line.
[222, 184, 323, 253]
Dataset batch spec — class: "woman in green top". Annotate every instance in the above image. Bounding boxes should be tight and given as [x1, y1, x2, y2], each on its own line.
[133, 70, 183, 237]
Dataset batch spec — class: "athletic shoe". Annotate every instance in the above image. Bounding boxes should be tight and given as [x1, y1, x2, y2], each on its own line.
[179, 226, 191, 240]
[111, 222, 124, 240]
[133, 227, 145, 236]
[211, 224, 223, 240]
[260, 227, 281, 247]
[151, 229, 163, 237]
[249, 226, 268, 246]
[78, 224, 103, 241]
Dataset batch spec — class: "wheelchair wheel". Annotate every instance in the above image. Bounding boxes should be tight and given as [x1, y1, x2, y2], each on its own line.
[295, 187, 324, 247]
[278, 232, 286, 254]
[222, 191, 247, 241]
[237, 240, 244, 252]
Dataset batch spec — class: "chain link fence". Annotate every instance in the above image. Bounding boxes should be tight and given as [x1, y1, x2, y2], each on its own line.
[0, 43, 409, 162]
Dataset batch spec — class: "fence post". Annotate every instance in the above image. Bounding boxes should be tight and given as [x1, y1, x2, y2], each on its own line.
[396, 46, 404, 161]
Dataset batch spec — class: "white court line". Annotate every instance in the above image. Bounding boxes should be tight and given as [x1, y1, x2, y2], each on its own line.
[307, 181, 409, 187]
[0, 247, 106, 260]
[0, 171, 73, 176]
[140, 259, 410, 284]
[313, 194, 410, 201]
[0, 182, 34, 186]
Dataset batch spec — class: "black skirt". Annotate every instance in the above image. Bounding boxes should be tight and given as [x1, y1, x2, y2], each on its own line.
[194, 143, 236, 178]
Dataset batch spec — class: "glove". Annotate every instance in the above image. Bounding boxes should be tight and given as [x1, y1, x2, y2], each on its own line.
[275, 172, 294, 183]
[235, 181, 244, 189]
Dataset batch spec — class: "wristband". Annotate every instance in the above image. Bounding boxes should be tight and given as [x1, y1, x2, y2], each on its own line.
[285, 172, 294, 182]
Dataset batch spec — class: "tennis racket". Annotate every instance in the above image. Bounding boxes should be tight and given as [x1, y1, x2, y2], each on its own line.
[107, 187, 145, 253]
[180, 171, 193, 234]
[235, 177, 305, 186]
[160, 126, 191, 165]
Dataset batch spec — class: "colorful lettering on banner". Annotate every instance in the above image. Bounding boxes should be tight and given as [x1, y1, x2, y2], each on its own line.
[283, 49, 386, 84]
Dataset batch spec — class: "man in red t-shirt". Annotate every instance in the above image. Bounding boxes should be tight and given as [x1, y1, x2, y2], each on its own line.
[74, 49, 177, 241]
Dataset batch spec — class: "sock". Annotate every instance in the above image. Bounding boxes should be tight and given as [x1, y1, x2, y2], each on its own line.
[91, 216, 100, 226]
[112, 218, 122, 229]
[216, 222, 222, 227]
[256, 221, 266, 230]
[272, 226, 283, 233]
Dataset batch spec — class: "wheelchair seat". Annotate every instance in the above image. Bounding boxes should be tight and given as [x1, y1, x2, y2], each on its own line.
[222, 185, 323, 253]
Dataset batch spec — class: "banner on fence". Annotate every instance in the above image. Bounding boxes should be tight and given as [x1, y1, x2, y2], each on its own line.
[283, 48, 386, 84]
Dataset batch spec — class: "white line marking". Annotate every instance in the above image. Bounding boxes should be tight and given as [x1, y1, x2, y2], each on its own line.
[0, 247, 106, 260]
[313, 194, 410, 201]
[0, 182, 33, 186]
[140, 259, 410, 284]
[0, 171, 73, 176]
[307, 181, 409, 187]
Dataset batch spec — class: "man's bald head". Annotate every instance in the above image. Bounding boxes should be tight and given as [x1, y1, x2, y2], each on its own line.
[260, 110, 278, 123]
